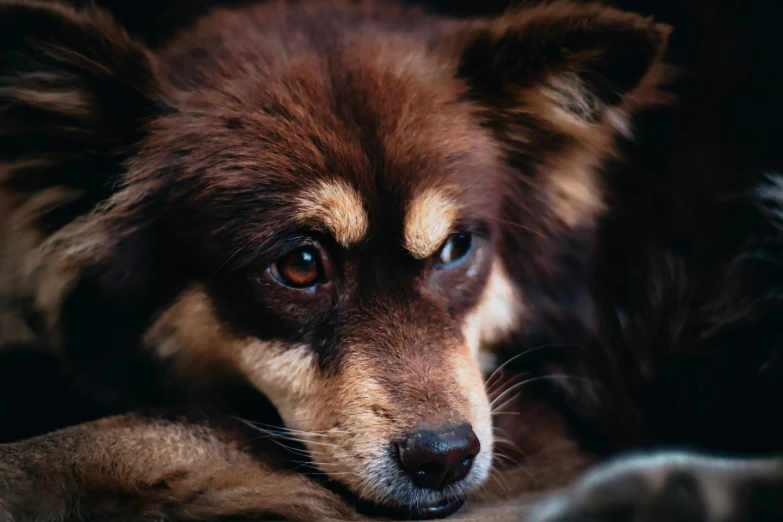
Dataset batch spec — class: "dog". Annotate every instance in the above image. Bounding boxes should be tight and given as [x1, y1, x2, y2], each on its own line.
[2, 0, 783, 520]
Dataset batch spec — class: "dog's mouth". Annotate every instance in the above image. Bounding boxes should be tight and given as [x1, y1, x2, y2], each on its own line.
[318, 466, 468, 520]
[227, 390, 480, 520]
[358, 496, 466, 520]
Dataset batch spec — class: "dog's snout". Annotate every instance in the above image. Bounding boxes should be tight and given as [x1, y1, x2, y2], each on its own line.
[396, 423, 480, 490]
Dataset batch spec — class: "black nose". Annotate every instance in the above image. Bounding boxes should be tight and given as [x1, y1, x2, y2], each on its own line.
[396, 423, 480, 490]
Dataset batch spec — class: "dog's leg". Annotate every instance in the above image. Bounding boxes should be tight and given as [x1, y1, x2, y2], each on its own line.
[0, 410, 360, 522]
[529, 451, 783, 522]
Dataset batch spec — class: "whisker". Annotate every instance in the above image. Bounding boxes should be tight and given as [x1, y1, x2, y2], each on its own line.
[232, 418, 342, 449]
[487, 468, 511, 498]
[237, 418, 346, 437]
[491, 391, 523, 415]
[487, 372, 530, 408]
[276, 436, 341, 448]
[483, 343, 580, 390]
[489, 374, 595, 410]
[256, 432, 325, 448]
[287, 459, 337, 468]
[233, 418, 319, 457]
[491, 435, 517, 448]
[246, 434, 312, 457]
[492, 452, 518, 467]
[487, 372, 527, 401]
[489, 382, 531, 410]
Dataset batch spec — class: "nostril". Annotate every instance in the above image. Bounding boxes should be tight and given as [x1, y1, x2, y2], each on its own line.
[416, 463, 442, 477]
[397, 423, 480, 491]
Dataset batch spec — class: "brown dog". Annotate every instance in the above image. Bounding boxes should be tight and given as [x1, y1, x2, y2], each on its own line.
[0, 0, 671, 519]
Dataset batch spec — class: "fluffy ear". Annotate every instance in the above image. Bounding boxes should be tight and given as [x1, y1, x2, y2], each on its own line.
[0, 2, 172, 360]
[440, 2, 672, 238]
[438, 2, 673, 297]
[0, 1, 167, 234]
[449, 1, 672, 136]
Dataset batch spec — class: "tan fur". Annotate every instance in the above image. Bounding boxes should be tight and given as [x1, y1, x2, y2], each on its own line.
[294, 179, 369, 248]
[0, 413, 361, 522]
[464, 261, 526, 357]
[404, 188, 460, 259]
[542, 148, 608, 229]
[450, 346, 494, 484]
[143, 287, 243, 392]
[0, 188, 87, 345]
[0, 87, 91, 119]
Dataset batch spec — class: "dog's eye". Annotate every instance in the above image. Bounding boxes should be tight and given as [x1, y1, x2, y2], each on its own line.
[438, 232, 472, 266]
[269, 247, 324, 289]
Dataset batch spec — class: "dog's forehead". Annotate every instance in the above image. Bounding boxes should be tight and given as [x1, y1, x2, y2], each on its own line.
[165, 39, 502, 252]
[280, 55, 498, 250]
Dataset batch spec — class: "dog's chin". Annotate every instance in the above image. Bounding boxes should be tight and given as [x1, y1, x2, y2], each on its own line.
[345, 468, 487, 520]
[322, 467, 472, 520]
[342, 450, 491, 520]
[357, 496, 466, 520]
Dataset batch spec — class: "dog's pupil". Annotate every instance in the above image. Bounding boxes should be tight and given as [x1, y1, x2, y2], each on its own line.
[442, 232, 471, 264]
[283, 249, 318, 285]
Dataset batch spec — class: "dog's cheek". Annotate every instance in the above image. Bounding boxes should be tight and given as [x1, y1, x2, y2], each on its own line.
[236, 341, 329, 429]
[463, 260, 526, 358]
[143, 287, 331, 429]
[295, 357, 398, 491]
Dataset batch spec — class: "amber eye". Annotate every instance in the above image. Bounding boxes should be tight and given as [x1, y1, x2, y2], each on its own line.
[269, 247, 324, 289]
[438, 232, 472, 266]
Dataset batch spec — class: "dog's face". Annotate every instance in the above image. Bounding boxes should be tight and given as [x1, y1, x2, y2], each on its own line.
[141, 38, 504, 510]
[137, 12, 506, 511]
[0, 0, 670, 517]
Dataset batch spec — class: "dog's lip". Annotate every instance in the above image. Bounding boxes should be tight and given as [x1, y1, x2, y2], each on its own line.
[359, 495, 466, 520]
[407, 497, 466, 520]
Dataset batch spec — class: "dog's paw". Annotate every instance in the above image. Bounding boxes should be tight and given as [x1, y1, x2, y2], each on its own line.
[529, 452, 783, 522]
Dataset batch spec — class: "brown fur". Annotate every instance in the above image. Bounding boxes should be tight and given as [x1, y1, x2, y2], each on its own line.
[0, 411, 361, 521]
[0, 0, 671, 519]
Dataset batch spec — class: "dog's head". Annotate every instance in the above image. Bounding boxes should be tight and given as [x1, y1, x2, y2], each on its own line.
[0, 0, 669, 517]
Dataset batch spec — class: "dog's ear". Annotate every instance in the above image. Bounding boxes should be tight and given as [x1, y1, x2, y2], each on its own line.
[0, 2, 173, 350]
[439, 3, 673, 290]
[439, 1, 672, 238]
[446, 2, 672, 139]
[0, 1, 167, 234]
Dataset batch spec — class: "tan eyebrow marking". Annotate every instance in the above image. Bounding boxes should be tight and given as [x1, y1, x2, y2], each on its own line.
[403, 188, 459, 259]
[294, 179, 369, 247]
